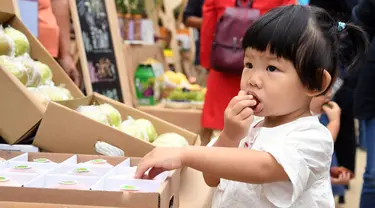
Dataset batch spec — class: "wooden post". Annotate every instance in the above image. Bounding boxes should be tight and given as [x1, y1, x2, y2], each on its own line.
[158, 0, 182, 72]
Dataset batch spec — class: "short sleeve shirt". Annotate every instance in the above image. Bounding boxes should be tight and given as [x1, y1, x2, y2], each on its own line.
[212, 116, 335, 208]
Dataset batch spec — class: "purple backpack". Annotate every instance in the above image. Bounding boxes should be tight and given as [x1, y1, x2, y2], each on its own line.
[210, 0, 260, 75]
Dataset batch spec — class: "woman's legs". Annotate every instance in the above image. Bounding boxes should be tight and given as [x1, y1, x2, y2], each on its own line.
[360, 118, 375, 208]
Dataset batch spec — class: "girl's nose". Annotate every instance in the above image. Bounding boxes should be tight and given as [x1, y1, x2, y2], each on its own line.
[248, 71, 263, 88]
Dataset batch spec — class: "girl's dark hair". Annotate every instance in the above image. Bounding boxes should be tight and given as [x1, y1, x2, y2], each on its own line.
[242, 5, 368, 93]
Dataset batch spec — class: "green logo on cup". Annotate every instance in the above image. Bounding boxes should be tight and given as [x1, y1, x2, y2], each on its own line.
[0, 176, 9, 182]
[74, 168, 89, 173]
[14, 165, 31, 169]
[33, 158, 51, 163]
[120, 185, 139, 191]
[59, 181, 77, 185]
[91, 159, 106, 164]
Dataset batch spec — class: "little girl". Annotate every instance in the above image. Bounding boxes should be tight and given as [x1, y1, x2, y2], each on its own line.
[135, 5, 367, 207]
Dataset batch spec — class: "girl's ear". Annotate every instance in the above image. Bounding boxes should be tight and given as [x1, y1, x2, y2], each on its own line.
[306, 69, 332, 97]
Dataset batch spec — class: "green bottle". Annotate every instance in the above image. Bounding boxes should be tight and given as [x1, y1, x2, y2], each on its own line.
[134, 64, 156, 105]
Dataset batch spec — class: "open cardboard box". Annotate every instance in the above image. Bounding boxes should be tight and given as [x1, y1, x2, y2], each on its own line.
[0, 151, 180, 208]
[33, 93, 200, 157]
[0, 4, 83, 144]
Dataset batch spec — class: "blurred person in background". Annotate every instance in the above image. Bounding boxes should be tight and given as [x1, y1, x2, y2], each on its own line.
[351, 0, 375, 207]
[310, 0, 359, 186]
[311, 89, 353, 204]
[183, 0, 204, 66]
[38, 0, 80, 86]
[200, 0, 295, 139]
[183, 0, 206, 86]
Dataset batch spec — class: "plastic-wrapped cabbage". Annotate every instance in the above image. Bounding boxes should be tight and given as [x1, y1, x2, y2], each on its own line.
[37, 85, 73, 101]
[0, 26, 14, 56]
[76, 105, 110, 125]
[34, 61, 53, 85]
[27, 87, 50, 105]
[98, 103, 122, 127]
[0, 55, 28, 85]
[4, 26, 30, 56]
[153, 133, 189, 148]
[134, 119, 157, 142]
[16, 54, 41, 87]
[120, 119, 149, 142]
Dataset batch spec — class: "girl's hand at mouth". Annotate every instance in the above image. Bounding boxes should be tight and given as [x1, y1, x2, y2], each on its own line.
[223, 90, 258, 142]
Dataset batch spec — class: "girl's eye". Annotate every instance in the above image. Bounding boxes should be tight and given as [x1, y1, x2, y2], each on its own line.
[245, 63, 253, 69]
[267, 65, 278, 72]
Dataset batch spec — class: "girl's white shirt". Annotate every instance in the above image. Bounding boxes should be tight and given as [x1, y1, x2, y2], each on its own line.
[211, 116, 335, 208]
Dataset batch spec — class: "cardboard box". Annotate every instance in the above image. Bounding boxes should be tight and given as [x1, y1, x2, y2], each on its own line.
[0, 151, 180, 208]
[0, 4, 83, 144]
[33, 93, 200, 157]
[179, 168, 215, 208]
[0, 202, 121, 208]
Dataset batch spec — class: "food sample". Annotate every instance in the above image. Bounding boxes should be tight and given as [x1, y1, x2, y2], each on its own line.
[84, 159, 112, 166]
[49, 181, 88, 190]
[69, 167, 98, 176]
[33, 158, 52, 163]
[7, 165, 37, 173]
[120, 185, 140, 192]
[0, 176, 21, 187]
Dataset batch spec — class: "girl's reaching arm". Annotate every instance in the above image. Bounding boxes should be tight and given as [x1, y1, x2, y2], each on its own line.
[136, 146, 289, 185]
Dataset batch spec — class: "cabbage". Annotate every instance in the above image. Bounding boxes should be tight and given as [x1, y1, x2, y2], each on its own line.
[4, 26, 29, 56]
[28, 85, 73, 105]
[153, 133, 189, 148]
[120, 120, 149, 142]
[98, 104, 122, 127]
[16, 54, 41, 87]
[27, 87, 50, 105]
[0, 55, 28, 85]
[37, 85, 73, 101]
[134, 119, 157, 142]
[35, 61, 53, 85]
[76, 105, 110, 125]
[0, 26, 14, 56]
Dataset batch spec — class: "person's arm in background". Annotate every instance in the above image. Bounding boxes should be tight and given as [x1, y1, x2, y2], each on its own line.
[322, 101, 341, 142]
[183, 0, 204, 29]
[51, 0, 80, 86]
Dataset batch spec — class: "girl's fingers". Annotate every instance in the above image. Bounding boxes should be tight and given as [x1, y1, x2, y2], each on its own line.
[231, 99, 257, 115]
[147, 167, 167, 179]
[237, 107, 254, 120]
[227, 95, 253, 109]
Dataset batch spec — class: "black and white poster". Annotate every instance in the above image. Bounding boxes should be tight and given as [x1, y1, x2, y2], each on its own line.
[76, 0, 123, 102]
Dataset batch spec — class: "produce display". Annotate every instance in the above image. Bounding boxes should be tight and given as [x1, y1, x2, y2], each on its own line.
[0, 26, 73, 105]
[76, 103, 189, 147]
